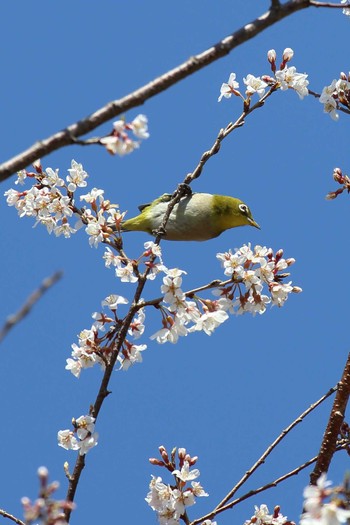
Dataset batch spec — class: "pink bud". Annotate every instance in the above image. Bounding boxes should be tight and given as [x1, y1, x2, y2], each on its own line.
[333, 167, 344, 184]
[275, 249, 284, 261]
[33, 159, 42, 173]
[282, 48, 294, 62]
[149, 458, 165, 466]
[37, 466, 49, 480]
[159, 445, 168, 460]
[189, 455, 198, 465]
[267, 49, 277, 63]
[261, 74, 275, 84]
[178, 448, 186, 459]
[326, 188, 344, 200]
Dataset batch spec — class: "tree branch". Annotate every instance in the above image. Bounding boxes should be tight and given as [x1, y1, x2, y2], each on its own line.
[0, 509, 25, 525]
[214, 383, 338, 512]
[0, 271, 63, 343]
[191, 446, 346, 525]
[0, 0, 312, 182]
[309, 352, 350, 484]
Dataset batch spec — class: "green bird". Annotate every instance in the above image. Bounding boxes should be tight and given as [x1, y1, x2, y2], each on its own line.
[121, 192, 260, 241]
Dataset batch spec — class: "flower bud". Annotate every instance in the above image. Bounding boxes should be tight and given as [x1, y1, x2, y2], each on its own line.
[333, 167, 344, 184]
[267, 49, 277, 63]
[149, 458, 165, 466]
[275, 249, 284, 261]
[292, 286, 303, 293]
[33, 159, 42, 173]
[189, 455, 198, 465]
[178, 448, 186, 459]
[261, 74, 275, 84]
[282, 48, 294, 62]
[37, 466, 49, 480]
[159, 445, 169, 463]
[267, 50, 277, 73]
[326, 188, 344, 200]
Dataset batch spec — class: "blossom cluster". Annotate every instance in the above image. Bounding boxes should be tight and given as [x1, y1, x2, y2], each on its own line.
[57, 415, 98, 455]
[300, 474, 350, 525]
[150, 245, 301, 344]
[5, 160, 123, 239]
[319, 72, 350, 121]
[103, 240, 165, 283]
[325, 167, 350, 200]
[66, 292, 147, 376]
[244, 504, 291, 525]
[218, 48, 309, 103]
[21, 466, 75, 525]
[146, 446, 208, 525]
[100, 114, 149, 155]
[4, 159, 126, 243]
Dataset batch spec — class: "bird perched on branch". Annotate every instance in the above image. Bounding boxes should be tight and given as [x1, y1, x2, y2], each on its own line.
[121, 192, 260, 241]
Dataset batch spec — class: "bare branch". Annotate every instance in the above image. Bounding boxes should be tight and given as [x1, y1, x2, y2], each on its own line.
[0, 271, 63, 343]
[0, 509, 25, 525]
[0, 0, 312, 182]
[214, 384, 338, 511]
[310, 352, 350, 484]
[192, 445, 346, 525]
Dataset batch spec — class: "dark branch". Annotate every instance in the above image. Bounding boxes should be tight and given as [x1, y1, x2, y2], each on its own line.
[0, 0, 311, 182]
[310, 352, 350, 484]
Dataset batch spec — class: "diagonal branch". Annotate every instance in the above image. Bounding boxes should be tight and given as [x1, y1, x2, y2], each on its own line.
[309, 352, 350, 484]
[0, 509, 25, 525]
[0, 0, 312, 182]
[0, 271, 63, 343]
[214, 383, 338, 512]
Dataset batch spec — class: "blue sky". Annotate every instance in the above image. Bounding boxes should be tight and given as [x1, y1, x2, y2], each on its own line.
[0, 2, 349, 525]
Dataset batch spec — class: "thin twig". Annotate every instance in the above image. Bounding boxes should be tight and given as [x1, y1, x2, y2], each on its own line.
[0, 509, 25, 525]
[0, 271, 63, 343]
[0, 0, 313, 182]
[308, 89, 350, 115]
[183, 86, 277, 187]
[214, 384, 338, 511]
[191, 446, 346, 525]
[310, 352, 350, 484]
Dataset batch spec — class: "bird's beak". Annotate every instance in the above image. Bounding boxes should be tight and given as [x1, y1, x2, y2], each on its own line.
[249, 218, 261, 230]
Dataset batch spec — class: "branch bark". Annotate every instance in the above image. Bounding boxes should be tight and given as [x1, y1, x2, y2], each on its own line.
[0, 0, 311, 182]
[309, 352, 350, 484]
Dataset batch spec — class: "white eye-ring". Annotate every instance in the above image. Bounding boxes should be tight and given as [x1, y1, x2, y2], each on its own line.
[239, 203, 249, 215]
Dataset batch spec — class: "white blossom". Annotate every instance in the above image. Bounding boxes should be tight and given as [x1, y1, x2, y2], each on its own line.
[218, 72, 240, 101]
[244, 74, 268, 99]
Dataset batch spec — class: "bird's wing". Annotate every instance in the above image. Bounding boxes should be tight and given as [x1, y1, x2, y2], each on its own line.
[137, 193, 173, 212]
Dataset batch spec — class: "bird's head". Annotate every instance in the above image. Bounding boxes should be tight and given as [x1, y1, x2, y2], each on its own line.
[212, 195, 260, 231]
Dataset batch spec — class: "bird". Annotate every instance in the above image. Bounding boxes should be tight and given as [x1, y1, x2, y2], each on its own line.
[121, 192, 260, 241]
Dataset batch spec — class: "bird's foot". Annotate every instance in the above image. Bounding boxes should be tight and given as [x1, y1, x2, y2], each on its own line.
[153, 227, 167, 238]
[177, 182, 192, 197]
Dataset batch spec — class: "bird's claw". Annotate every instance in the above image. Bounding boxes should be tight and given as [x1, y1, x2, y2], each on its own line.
[177, 183, 192, 196]
[153, 226, 167, 238]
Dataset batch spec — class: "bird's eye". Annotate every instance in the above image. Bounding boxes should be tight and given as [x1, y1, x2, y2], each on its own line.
[239, 203, 249, 215]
